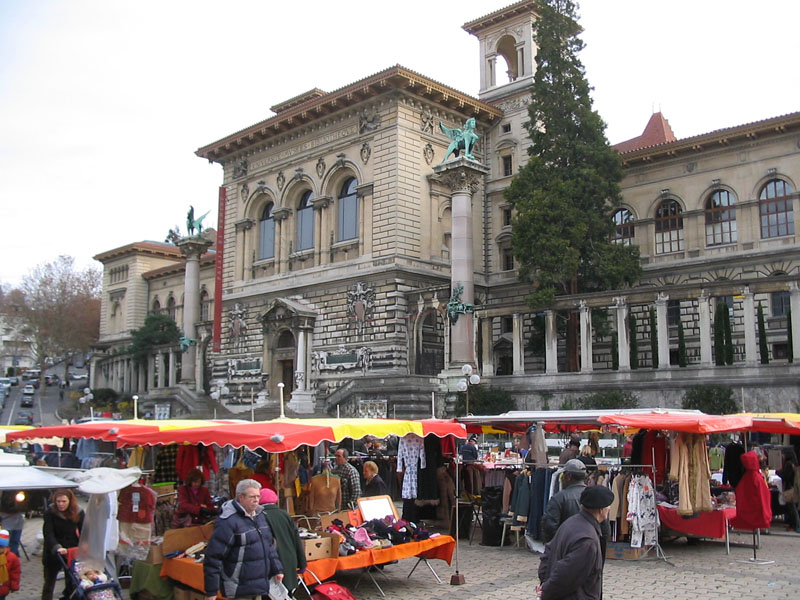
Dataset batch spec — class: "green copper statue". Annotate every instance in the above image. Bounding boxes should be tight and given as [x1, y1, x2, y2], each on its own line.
[186, 205, 210, 236]
[439, 117, 479, 163]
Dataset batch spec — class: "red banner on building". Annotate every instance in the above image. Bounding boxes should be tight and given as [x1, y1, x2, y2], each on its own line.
[212, 186, 226, 352]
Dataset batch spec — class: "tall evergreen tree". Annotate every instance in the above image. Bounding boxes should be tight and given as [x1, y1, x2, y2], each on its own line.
[788, 308, 794, 363]
[678, 319, 687, 367]
[611, 330, 619, 371]
[648, 307, 658, 368]
[723, 304, 734, 365]
[629, 312, 639, 369]
[757, 301, 769, 364]
[504, 0, 640, 372]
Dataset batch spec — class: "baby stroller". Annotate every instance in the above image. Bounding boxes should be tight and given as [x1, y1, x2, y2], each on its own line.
[57, 549, 123, 600]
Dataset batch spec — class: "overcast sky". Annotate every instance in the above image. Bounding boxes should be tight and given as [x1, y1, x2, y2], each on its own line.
[2, 0, 799, 286]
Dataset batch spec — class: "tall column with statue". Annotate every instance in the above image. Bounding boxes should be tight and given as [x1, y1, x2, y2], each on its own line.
[434, 118, 488, 368]
[177, 206, 213, 389]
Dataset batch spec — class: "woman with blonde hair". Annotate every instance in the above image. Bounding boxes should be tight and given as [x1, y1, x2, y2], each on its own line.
[42, 489, 84, 600]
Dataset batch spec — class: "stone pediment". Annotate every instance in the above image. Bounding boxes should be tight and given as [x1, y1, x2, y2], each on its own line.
[260, 297, 316, 332]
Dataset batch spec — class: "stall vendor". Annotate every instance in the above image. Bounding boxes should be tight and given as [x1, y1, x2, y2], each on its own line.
[173, 468, 215, 528]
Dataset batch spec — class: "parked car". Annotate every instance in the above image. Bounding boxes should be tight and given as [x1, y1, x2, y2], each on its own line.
[14, 410, 34, 425]
[45, 374, 60, 386]
[20, 395, 33, 407]
[22, 384, 35, 396]
[69, 372, 88, 381]
[0, 378, 11, 393]
[8, 376, 19, 386]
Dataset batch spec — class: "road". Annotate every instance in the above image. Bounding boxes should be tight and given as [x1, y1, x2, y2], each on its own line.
[2, 369, 87, 427]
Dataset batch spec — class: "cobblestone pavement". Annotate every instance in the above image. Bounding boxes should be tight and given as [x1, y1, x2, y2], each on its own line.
[13, 516, 800, 600]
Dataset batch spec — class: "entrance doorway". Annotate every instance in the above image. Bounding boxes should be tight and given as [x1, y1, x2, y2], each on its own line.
[280, 359, 295, 392]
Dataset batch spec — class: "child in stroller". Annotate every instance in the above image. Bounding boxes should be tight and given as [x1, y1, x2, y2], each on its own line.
[57, 553, 122, 600]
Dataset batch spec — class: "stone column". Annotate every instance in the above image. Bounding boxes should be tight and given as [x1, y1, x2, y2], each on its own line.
[698, 291, 713, 366]
[742, 286, 757, 366]
[512, 313, 525, 375]
[433, 157, 488, 368]
[177, 236, 213, 388]
[289, 323, 315, 414]
[545, 310, 558, 374]
[148, 354, 155, 391]
[655, 293, 670, 368]
[579, 301, 593, 373]
[157, 351, 166, 388]
[273, 208, 290, 274]
[312, 196, 330, 267]
[234, 219, 254, 281]
[168, 351, 177, 387]
[480, 318, 494, 377]
[295, 329, 307, 392]
[791, 283, 800, 360]
[615, 297, 631, 371]
[137, 363, 145, 393]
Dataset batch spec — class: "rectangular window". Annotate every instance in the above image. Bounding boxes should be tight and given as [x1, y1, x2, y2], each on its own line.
[501, 317, 513, 333]
[338, 195, 358, 241]
[502, 247, 514, 271]
[503, 208, 512, 227]
[667, 300, 681, 327]
[502, 155, 513, 177]
[655, 228, 684, 254]
[297, 209, 314, 251]
[259, 219, 275, 259]
[501, 123, 512, 134]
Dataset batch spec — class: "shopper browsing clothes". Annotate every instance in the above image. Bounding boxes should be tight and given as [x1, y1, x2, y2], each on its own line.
[42, 489, 84, 600]
[363, 460, 389, 497]
[203, 480, 284, 600]
[0, 530, 21, 600]
[537, 486, 614, 600]
[173, 468, 216, 528]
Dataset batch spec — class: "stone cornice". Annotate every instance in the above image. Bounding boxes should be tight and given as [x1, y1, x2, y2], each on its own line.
[196, 65, 502, 164]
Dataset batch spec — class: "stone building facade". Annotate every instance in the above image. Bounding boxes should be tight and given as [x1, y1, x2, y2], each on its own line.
[92, 0, 800, 417]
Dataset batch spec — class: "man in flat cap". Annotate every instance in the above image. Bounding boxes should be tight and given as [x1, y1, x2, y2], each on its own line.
[541, 459, 588, 543]
[537, 486, 614, 600]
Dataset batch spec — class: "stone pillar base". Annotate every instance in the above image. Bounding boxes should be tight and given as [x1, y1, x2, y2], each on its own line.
[288, 390, 315, 414]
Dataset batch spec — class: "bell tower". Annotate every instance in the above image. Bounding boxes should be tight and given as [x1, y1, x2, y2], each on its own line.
[462, 0, 538, 102]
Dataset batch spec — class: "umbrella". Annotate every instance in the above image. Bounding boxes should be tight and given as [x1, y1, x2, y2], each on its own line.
[0, 425, 63, 446]
[729, 412, 800, 434]
[116, 418, 466, 452]
[597, 412, 754, 434]
[5, 419, 242, 443]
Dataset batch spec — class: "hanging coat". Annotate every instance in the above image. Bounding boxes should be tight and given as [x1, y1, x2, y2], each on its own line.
[730, 451, 772, 530]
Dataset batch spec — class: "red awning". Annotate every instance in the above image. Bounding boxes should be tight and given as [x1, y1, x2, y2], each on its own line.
[597, 413, 753, 434]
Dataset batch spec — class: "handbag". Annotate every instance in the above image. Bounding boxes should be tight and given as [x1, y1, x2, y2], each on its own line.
[784, 488, 796, 503]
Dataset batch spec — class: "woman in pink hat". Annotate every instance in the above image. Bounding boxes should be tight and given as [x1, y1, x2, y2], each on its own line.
[259, 489, 306, 594]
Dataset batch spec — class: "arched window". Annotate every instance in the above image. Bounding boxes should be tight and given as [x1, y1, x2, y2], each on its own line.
[259, 203, 275, 260]
[612, 208, 635, 245]
[151, 299, 161, 315]
[277, 330, 294, 348]
[705, 189, 737, 246]
[166, 296, 176, 321]
[655, 199, 684, 254]
[296, 190, 314, 251]
[338, 178, 359, 241]
[200, 289, 210, 321]
[759, 179, 794, 239]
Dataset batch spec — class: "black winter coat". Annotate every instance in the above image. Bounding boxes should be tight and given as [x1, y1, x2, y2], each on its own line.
[42, 508, 84, 567]
[203, 500, 284, 599]
[538, 510, 604, 600]
[541, 483, 586, 543]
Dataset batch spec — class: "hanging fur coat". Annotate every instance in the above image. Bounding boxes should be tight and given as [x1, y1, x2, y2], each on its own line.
[669, 433, 713, 515]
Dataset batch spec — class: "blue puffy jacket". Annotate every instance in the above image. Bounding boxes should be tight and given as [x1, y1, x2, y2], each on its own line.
[203, 499, 284, 599]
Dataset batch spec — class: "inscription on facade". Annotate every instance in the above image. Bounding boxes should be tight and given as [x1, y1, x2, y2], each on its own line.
[248, 125, 358, 171]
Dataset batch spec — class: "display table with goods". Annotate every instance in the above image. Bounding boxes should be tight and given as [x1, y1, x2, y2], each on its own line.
[160, 535, 455, 594]
[657, 504, 737, 552]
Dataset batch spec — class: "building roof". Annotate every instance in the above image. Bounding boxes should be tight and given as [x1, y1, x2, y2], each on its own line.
[617, 110, 800, 166]
[462, 0, 538, 35]
[612, 112, 676, 154]
[196, 65, 503, 164]
[142, 251, 216, 280]
[93, 241, 182, 264]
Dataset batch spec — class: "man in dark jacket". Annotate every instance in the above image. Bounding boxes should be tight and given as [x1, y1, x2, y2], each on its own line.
[537, 486, 614, 600]
[541, 459, 587, 543]
[204, 479, 284, 600]
[558, 439, 580, 465]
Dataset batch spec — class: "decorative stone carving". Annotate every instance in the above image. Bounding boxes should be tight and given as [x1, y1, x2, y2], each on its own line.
[439, 168, 481, 194]
[358, 109, 381, 133]
[276, 170, 285, 190]
[241, 183, 249, 203]
[294, 370, 305, 388]
[347, 282, 376, 334]
[423, 143, 434, 165]
[497, 96, 529, 113]
[228, 302, 248, 352]
[360, 142, 371, 164]
[421, 109, 434, 134]
[316, 157, 326, 178]
[311, 345, 372, 374]
[233, 159, 248, 179]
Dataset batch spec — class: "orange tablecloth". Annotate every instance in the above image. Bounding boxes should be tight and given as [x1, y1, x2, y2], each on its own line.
[160, 535, 456, 591]
[657, 506, 736, 539]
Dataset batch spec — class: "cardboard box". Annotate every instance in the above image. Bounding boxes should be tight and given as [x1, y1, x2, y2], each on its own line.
[163, 521, 215, 555]
[605, 541, 647, 560]
[172, 587, 191, 600]
[144, 543, 163, 564]
[303, 531, 340, 561]
[319, 510, 361, 530]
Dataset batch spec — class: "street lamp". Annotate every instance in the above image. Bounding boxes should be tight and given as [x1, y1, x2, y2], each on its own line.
[132, 394, 138, 420]
[456, 364, 480, 416]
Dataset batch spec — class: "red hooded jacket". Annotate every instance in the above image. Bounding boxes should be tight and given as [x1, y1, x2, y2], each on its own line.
[0, 547, 21, 595]
[730, 451, 772, 530]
